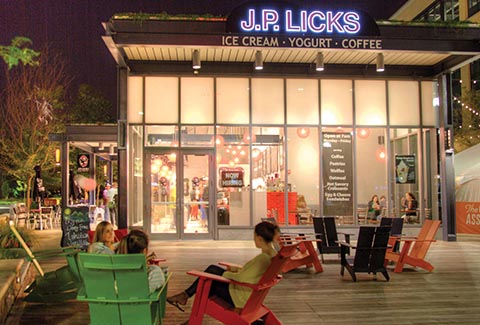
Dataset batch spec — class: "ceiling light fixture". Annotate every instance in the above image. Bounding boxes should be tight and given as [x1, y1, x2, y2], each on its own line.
[254, 50, 263, 70]
[376, 53, 385, 72]
[316, 52, 324, 71]
[192, 49, 201, 70]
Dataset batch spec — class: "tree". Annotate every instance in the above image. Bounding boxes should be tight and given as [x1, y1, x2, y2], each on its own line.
[453, 88, 480, 153]
[0, 36, 40, 69]
[69, 84, 114, 123]
[0, 48, 70, 208]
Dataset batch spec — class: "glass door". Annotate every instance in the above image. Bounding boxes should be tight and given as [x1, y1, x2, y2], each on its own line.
[146, 150, 214, 239]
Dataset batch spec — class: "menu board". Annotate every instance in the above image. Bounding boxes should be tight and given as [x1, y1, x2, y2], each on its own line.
[61, 206, 90, 249]
[395, 155, 416, 184]
[322, 132, 353, 216]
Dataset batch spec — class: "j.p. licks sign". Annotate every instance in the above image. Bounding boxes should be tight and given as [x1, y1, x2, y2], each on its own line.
[225, 1, 381, 49]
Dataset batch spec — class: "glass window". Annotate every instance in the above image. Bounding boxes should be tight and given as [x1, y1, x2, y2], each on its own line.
[389, 81, 420, 126]
[128, 76, 143, 123]
[390, 128, 420, 223]
[180, 126, 214, 147]
[321, 80, 353, 125]
[216, 126, 251, 226]
[287, 127, 319, 225]
[181, 77, 214, 124]
[251, 127, 286, 225]
[356, 127, 388, 224]
[421, 81, 437, 126]
[286, 79, 319, 125]
[252, 78, 284, 124]
[145, 77, 178, 124]
[129, 125, 144, 227]
[145, 126, 179, 147]
[355, 80, 386, 126]
[216, 78, 250, 124]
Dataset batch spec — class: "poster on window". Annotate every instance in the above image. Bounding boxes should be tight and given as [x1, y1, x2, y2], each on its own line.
[322, 132, 353, 216]
[77, 154, 90, 173]
[395, 155, 416, 184]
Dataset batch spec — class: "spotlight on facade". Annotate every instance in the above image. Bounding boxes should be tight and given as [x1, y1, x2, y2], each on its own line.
[316, 52, 324, 71]
[376, 53, 385, 72]
[254, 50, 263, 70]
[192, 49, 201, 70]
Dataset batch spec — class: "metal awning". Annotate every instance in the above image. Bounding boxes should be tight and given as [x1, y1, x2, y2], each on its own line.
[103, 19, 480, 78]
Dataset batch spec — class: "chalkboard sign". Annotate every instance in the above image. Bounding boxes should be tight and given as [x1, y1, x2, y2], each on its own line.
[61, 206, 90, 249]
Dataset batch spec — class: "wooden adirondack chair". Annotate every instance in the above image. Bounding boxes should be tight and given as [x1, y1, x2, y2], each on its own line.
[385, 219, 440, 273]
[313, 216, 351, 262]
[381, 217, 404, 253]
[186, 244, 297, 325]
[77, 253, 170, 325]
[339, 226, 391, 282]
[8, 224, 81, 302]
[278, 234, 323, 273]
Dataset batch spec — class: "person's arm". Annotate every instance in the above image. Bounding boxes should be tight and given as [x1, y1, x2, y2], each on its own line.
[223, 253, 271, 283]
[148, 265, 165, 293]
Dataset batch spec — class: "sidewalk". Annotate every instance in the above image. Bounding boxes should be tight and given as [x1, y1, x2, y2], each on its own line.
[6, 229, 480, 324]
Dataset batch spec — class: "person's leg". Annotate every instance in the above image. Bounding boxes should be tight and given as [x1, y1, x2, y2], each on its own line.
[208, 280, 234, 307]
[167, 264, 226, 308]
[184, 264, 225, 297]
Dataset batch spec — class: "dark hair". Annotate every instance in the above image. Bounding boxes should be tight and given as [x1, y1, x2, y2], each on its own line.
[117, 229, 149, 254]
[406, 192, 416, 200]
[254, 221, 277, 243]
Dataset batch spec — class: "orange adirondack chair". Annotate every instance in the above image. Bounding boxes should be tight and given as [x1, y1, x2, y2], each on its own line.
[279, 234, 323, 273]
[385, 219, 440, 273]
[186, 245, 297, 325]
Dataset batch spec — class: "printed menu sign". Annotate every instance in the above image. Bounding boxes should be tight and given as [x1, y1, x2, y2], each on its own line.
[322, 132, 353, 216]
[395, 155, 416, 184]
[61, 206, 90, 249]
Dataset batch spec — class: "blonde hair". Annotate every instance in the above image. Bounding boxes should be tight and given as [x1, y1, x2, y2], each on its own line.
[92, 221, 112, 243]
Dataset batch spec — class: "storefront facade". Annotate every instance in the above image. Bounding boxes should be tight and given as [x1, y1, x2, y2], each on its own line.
[103, 1, 480, 240]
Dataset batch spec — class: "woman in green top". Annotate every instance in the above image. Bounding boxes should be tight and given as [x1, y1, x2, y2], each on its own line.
[167, 221, 277, 311]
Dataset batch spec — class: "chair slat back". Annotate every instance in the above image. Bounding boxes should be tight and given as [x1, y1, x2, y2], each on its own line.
[242, 245, 296, 315]
[410, 220, 440, 259]
[353, 227, 375, 269]
[380, 217, 404, 236]
[369, 226, 391, 271]
[112, 254, 150, 299]
[313, 216, 338, 249]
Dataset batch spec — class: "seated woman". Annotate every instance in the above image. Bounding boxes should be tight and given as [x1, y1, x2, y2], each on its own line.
[117, 229, 165, 293]
[402, 192, 418, 223]
[367, 195, 381, 220]
[88, 221, 116, 254]
[167, 221, 277, 313]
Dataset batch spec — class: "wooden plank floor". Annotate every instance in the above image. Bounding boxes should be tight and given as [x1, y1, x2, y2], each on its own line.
[5, 230, 480, 324]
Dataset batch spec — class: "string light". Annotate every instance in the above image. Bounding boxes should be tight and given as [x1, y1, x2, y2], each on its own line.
[453, 96, 480, 116]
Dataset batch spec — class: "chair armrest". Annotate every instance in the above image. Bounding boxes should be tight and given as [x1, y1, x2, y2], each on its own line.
[187, 270, 278, 290]
[218, 261, 242, 269]
[336, 241, 355, 249]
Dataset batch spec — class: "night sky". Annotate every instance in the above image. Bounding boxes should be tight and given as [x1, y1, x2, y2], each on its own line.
[0, 0, 408, 117]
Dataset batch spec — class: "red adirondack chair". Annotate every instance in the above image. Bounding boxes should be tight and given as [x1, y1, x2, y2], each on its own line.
[279, 234, 323, 273]
[186, 244, 297, 325]
[385, 219, 440, 273]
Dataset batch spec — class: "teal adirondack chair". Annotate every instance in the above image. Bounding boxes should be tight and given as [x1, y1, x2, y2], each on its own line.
[76, 253, 170, 325]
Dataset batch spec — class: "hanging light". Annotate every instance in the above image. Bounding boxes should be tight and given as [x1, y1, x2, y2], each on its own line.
[357, 128, 370, 139]
[55, 148, 61, 165]
[315, 52, 324, 71]
[376, 147, 386, 162]
[254, 50, 263, 70]
[192, 49, 201, 70]
[376, 53, 384, 72]
[297, 127, 310, 138]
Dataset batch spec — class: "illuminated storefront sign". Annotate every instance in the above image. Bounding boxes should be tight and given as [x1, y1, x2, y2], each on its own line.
[227, 1, 380, 37]
[220, 167, 245, 188]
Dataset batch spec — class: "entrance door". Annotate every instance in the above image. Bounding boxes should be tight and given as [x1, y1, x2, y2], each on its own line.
[146, 150, 214, 239]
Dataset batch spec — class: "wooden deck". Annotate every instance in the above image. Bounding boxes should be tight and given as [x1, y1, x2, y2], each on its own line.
[5, 229, 480, 324]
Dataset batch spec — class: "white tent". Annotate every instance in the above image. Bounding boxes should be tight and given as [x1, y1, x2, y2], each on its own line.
[455, 143, 480, 202]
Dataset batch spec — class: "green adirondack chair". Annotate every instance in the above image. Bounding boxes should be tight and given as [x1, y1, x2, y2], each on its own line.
[76, 253, 170, 325]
